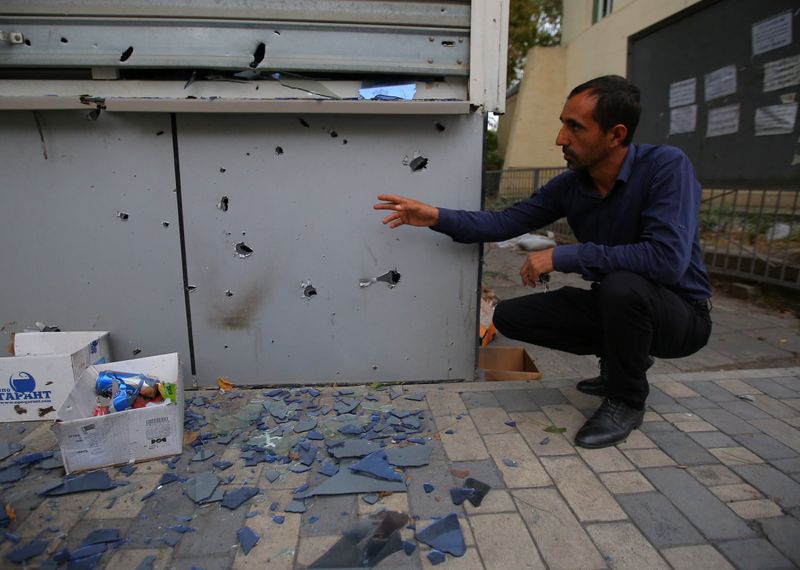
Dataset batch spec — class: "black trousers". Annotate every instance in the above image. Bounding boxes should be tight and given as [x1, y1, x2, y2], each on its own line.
[492, 271, 712, 410]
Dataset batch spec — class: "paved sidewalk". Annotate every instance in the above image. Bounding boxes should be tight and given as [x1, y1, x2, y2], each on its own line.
[1, 368, 800, 569]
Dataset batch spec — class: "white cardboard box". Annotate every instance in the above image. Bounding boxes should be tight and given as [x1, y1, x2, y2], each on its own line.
[0, 331, 111, 422]
[53, 353, 184, 474]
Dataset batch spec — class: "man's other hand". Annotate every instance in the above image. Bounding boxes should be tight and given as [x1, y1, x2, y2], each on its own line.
[520, 249, 555, 287]
[374, 195, 439, 229]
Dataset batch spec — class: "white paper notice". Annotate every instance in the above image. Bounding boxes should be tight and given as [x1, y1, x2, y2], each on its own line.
[706, 104, 740, 138]
[669, 78, 696, 108]
[755, 103, 798, 136]
[752, 11, 793, 56]
[670, 104, 697, 135]
[764, 54, 800, 93]
[705, 65, 737, 101]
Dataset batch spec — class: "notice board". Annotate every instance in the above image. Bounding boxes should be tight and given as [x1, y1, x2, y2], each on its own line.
[629, 0, 800, 188]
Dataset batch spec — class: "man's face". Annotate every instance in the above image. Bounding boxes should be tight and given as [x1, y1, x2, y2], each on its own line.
[555, 91, 611, 171]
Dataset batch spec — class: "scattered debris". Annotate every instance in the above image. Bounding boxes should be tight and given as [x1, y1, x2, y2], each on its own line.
[222, 487, 259, 510]
[415, 513, 466, 557]
[308, 511, 408, 569]
[40, 471, 117, 496]
[5, 539, 50, 564]
[737, 394, 756, 402]
[237, 527, 260, 555]
[502, 459, 518, 468]
[544, 425, 567, 434]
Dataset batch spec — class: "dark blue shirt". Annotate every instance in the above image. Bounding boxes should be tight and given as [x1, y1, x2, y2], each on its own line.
[432, 144, 712, 301]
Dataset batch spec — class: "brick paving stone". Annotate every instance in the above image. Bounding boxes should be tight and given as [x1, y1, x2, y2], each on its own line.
[599, 471, 655, 494]
[460, 391, 500, 409]
[695, 409, 762, 435]
[689, 432, 738, 448]
[617, 430, 657, 450]
[641, 421, 679, 434]
[674, 420, 717, 432]
[745, 378, 799, 399]
[510, 411, 575, 456]
[357, 489, 409, 516]
[749, 418, 800, 454]
[513, 488, 607, 570]
[16, 493, 99, 538]
[718, 400, 772, 421]
[760, 515, 800, 567]
[647, 432, 718, 466]
[540, 456, 626, 522]
[419, 546, 484, 570]
[585, 521, 671, 570]
[784, 399, 800, 412]
[727, 499, 783, 519]
[300, 494, 357, 538]
[691, 381, 740, 403]
[749, 396, 798, 419]
[448, 459, 506, 489]
[85, 474, 160, 519]
[173, 502, 249, 559]
[661, 412, 704, 423]
[469, 407, 513, 435]
[731, 464, 800, 508]
[642, 467, 757, 541]
[647, 386, 677, 405]
[770, 457, 800, 474]
[714, 379, 763, 397]
[660, 545, 735, 570]
[528, 387, 570, 406]
[463, 489, 517, 514]
[405, 462, 461, 519]
[714, 538, 793, 570]
[435, 415, 490, 461]
[622, 448, 677, 468]
[561, 387, 603, 411]
[107, 548, 173, 570]
[649, 402, 691, 414]
[733, 434, 797, 460]
[675, 397, 720, 411]
[172, 554, 235, 570]
[643, 411, 663, 422]
[710, 483, 763, 502]
[427, 389, 468, 416]
[296, 535, 340, 567]
[687, 464, 743, 486]
[783, 417, 800, 428]
[709, 446, 765, 466]
[658, 382, 700, 399]
[541, 404, 589, 440]
[577, 446, 636, 473]
[492, 390, 540, 412]
[484, 433, 551, 488]
[470, 512, 545, 570]
[232, 490, 300, 570]
[616, 492, 704, 548]
[418, 515, 475, 548]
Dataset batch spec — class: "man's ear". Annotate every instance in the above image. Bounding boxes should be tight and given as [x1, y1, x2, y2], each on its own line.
[607, 124, 628, 147]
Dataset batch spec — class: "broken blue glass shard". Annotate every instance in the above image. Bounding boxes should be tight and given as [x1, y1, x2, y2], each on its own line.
[212, 460, 233, 471]
[504, 421, 517, 428]
[333, 398, 359, 415]
[6, 539, 49, 564]
[269, 501, 279, 512]
[427, 549, 446, 565]
[296, 467, 406, 498]
[309, 516, 320, 525]
[362, 494, 380, 505]
[415, 513, 466, 556]
[216, 429, 242, 445]
[40, 471, 116, 496]
[423, 482, 434, 494]
[160, 473, 179, 486]
[237, 527, 260, 556]
[294, 483, 310, 495]
[329, 439, 378, 459]
[402, 540, 417, 555]
[449, 487, 475, 506]
[289, 464, 311, 474]
[192, 447, 214, 462]
[463, 478, 491, 507]
[318, 462, 339, 477]
[385, 446, 432, 468]
[135, 555, 156, 570]
[222, 487, 259, 510]
[272, 515, 285, 524]
[294, 419, 317, 433]
[15, 451, 54, 466]
[389, 409, 412, 419]
[349, 451, 403, 482]
[388, 387, 403, 400]
[162, 535, 179, 548]
[117, 465, 137, 477]
[337, 424, 363, 435]
[183, 471, 219, 504]
[445, 429, 455, 435]
[265, 470, 280, 483]
[0, 465, 27, 484]
[297, 442, 317, 466]
[337, 388, 355, 396]
[285, 499, 307, 513]
[403, 392, 425, 401]
[402, 416, 422, 430]
[0, 441, 24, 462]
[168, 525, 195, 533]
[307, 388, 321, 397]
[306, 430, 325, 441]
[359, 83, 416, 101]
[81, 528, 120, 546]
[502, 459, 518, 468]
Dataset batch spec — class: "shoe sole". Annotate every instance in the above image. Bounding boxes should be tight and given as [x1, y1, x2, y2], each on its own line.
[575, 386, 608, 397]
[573, 418, 644, 449]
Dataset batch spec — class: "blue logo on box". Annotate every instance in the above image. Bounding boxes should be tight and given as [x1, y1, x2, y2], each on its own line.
[10, 372, 36, 393]
[0, 372, 53, 404]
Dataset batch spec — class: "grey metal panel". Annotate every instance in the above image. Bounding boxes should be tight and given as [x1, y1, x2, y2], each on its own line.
[177, 112, 483, 386]
[0, 17, 469, 76]
[0, 1, 471, 28]
[0, 111, 192, 376]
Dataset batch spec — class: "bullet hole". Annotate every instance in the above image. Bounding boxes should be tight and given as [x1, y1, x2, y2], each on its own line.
[275, 146, 284, 155]
[224, 345, 229, 349]
[116, 211, 129, 221]
[45, 381, 54, 386]
[235, 242, 254, 258]
[218, 196, 229, 212]
[162, 221, 170, 228]
[329, 130, 339, 138]
[156, 130, 165, 136]
[225, 290, 233, 297]
[435, 122, 446, 132]
[60, 37, 68, 44]
[343, 139, 348, 145]
[219, 167, 226, 173]
[299, 118, 310, 128]
[246, 152, 251, 156]
[132, 348, 142, 356]
[87, 108, 102, 121]
[24, 39, 31, 46]
[441, 40, 455, 47]
[301, 281, 317, 300]
[371, 365, 378, 370]
[360, 269, 401, 289]
[250, 42, 266, 68]
[409, 156, 428, 172]
[187, 285, 197, 293]
[120, 46, 134, 62]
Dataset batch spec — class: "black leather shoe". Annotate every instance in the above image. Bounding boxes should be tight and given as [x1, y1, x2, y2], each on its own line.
[574, 398, 644, 449]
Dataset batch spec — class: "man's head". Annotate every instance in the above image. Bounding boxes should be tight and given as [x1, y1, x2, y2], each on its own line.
[556, 75, 641, 171]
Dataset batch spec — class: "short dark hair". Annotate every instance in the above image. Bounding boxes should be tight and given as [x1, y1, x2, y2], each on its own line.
[569, 75, 641, 145]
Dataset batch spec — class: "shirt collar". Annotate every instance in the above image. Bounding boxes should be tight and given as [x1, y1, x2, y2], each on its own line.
[616, 144, 637, 184]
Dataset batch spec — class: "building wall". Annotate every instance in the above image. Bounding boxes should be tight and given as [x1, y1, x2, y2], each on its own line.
[496, 92, 517, 160]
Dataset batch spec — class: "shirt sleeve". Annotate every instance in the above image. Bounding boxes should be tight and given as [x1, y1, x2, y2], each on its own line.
[552, 151, 699, 285]
[430, 181, 566, 244]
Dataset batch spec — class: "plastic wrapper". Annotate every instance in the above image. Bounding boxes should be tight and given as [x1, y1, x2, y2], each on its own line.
[95, 371, 177, 412]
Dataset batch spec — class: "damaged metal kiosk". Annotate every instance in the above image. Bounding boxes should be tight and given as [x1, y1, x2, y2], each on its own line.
[0, 1, 509, 386]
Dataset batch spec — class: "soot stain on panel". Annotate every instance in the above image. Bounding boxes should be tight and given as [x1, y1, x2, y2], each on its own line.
[210, 286, 266, 330]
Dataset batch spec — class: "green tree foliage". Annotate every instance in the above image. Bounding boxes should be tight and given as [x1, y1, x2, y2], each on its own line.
[507, 0, 562, 86]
